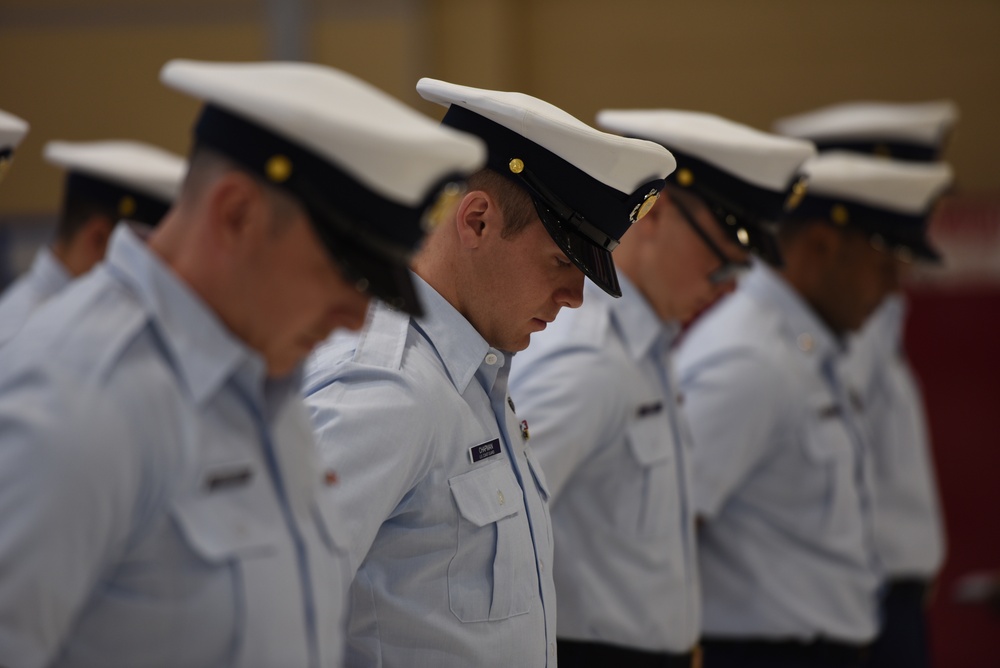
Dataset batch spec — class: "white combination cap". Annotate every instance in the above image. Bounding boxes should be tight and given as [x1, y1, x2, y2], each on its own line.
[773, 100, 958, 162]
[597, 109, 816, 265]
[0, 109, 30, 184]
[793, 152, 953, 261]
[44, 140, 185, 226]
[418, 77, 677, 297]
[160, 59, 489, 316]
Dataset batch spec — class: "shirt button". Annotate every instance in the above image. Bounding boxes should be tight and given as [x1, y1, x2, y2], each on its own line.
[485, 352, 498, 365]
[550, 642, 556, 655]
[540, 559, 545, 572]
[497, 489, 505, 505]
[797, 333, 814, 352]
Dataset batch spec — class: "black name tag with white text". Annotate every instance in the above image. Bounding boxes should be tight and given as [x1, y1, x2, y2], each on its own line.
[636, 401, 664, 418]
[469, 438, 502, 463]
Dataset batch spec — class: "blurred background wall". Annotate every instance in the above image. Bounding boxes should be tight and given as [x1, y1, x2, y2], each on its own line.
[1, 0, 998, 663]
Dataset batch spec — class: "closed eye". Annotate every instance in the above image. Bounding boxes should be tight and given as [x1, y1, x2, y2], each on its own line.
[555, 254, 572, 268]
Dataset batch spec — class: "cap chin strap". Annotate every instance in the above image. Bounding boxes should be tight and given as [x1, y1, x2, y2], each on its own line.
[515, 163, 619, 250]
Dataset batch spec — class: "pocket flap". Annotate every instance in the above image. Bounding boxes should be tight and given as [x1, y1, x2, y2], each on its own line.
[172, 491, 282, 563]
[449, 461, 523, 527]
[625, 415, 674, 467]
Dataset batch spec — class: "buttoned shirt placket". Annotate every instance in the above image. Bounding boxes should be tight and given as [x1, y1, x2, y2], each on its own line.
[478, 350, 557, 665]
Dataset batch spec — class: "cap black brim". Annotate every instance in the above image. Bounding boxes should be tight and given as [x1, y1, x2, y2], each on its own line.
[535, 201, 621, 297]
[307, 209, 424, 317]
[891, 236, 943, 264]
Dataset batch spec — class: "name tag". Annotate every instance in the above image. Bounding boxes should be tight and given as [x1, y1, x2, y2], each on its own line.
[636, 401, 664, 418]
[205, 466, 254, 492]
[469, 438, 502, 464]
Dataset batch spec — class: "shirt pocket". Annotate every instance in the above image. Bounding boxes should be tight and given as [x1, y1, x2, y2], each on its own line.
[447, 460, 538, 623]
[623, 415, 679, 538]
[171, 473, 299, 666]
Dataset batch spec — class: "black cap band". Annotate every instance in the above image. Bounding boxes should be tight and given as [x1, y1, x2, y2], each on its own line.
[441, 105, 664, 244]
[665, 150, 795, 265]
[64, 171, 171, 226]
[813, 139, 940, 163]
[788, 193, 940, 262]
[194, 104, 463, 263]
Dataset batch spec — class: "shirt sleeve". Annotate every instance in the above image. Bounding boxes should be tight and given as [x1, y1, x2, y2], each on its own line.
[678, 350, 789, 519]
[306, 363, 435, 575]
[0, 367, 139, 668]
[510, 346, 628, 501]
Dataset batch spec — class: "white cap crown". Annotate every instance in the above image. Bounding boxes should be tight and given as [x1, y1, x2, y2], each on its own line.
[44, 140, 186, 201]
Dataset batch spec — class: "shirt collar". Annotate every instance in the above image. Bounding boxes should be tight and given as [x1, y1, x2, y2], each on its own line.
[597, 273, 678, 361]
[105, 225, 264, 405]
[411, 273, 503, 394]
[30, 246, 72, 295]
[742, 261, 842, 363]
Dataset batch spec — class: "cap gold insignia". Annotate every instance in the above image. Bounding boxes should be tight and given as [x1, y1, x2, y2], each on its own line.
[118, 195, 136, 218]
[630, 188, 659, 223]
[266, 155, 293, 183]
[422, 181, 466, 232]
[508, 158, 525, 174]
[676, 168, 694, 187]
[0, 156, 12, 184]
[831, 204, 850, 225]
[784, 177, 808, 212]
[736, 228, 750, 246]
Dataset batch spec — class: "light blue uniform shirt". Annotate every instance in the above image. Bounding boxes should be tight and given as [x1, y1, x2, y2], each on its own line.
[676, 262, 880, 643]
[847, 294, 945, 578]
[304, 274, 557, 668]
[0, 226, 349, 668]
[0, 246, 71, 346]
[509, 276, 700, 653]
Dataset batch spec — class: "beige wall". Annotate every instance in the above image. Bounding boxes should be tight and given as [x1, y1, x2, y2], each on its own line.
[1, 0, 997, 218]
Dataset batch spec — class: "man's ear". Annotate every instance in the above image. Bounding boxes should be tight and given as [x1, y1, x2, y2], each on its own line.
[203, 170, 262, 249]
[454, 189, 499, 250]
[80, 215, 114, 254]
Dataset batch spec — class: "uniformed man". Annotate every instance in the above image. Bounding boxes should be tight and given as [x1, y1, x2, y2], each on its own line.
[303, 79, 675, 667]
[776, 100, 957, 668]
[0, 59, 485, 668]
[0, 140, 186, 346]
[508, 109, 815, 667]
[676, 152, 953, 668]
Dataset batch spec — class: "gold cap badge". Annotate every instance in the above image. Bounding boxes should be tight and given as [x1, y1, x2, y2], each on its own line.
[266, 155, 293, 183]
[831, 204, 850, 225]
[676, 168, 694, 187]
[118, 195, 136, 218]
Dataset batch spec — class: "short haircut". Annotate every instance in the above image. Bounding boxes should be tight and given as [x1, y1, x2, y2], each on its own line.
[180, 143, 302, 227]
[466, 168, 537, 239]
[55, 195, 115, 245]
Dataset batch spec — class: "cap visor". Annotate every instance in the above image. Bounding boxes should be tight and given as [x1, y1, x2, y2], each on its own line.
[536, 206, 621, 297]
[899, 236, 943, 264]
[308, 214, 424, 317]
[348, 250, 424, 316]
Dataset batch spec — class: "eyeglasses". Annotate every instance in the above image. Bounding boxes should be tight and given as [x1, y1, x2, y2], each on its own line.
[867, 233, 915, 263]
[667, 193, 752, 285]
